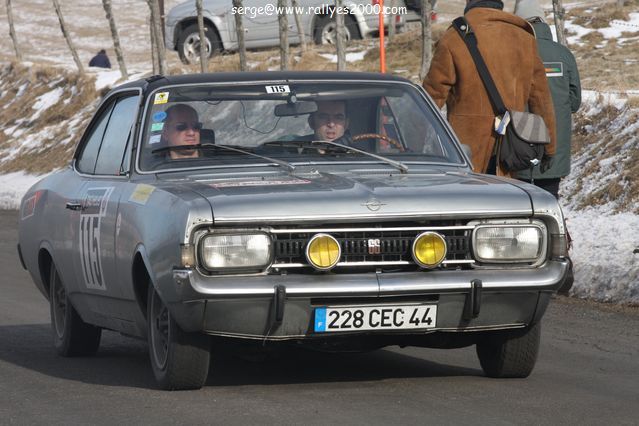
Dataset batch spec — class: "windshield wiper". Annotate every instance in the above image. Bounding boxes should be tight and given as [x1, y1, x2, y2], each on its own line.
[151, 144, 296, 172]
[310, 140, 409, 174]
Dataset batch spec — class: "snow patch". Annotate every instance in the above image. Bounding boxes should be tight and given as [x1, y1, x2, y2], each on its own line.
[0, 172, 49, 210]
[93, 70, 123, 91]
[31, 87, 64, 120]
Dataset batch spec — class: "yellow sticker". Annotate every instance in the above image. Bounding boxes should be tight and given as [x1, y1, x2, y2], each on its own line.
[129, 184, 155, 205]
[154, 92, 169, 105]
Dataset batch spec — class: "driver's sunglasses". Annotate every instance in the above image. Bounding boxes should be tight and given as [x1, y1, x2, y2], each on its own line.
[173, 122, 203, 131]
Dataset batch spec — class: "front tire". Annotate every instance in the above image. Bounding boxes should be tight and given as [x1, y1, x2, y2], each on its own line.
[49, 262, 101, 356]
[476, 322, 541, 378]
[177, 23, 221, 65]
[147, 285, 210, 390]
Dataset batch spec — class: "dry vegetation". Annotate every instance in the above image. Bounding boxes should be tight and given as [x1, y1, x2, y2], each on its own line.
[0, 63, 98, 174]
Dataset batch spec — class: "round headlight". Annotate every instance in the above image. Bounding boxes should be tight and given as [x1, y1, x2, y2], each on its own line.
[305, 234, 341, 271]
[412, 232, 447, 268]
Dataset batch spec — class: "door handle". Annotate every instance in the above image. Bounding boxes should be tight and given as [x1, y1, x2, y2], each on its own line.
[65, 202, 83, 211]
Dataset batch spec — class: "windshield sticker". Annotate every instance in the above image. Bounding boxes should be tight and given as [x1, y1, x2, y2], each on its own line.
[154, 92, 170, 104]
[153, 111, 167, 122]
[151, 122, 164, 132]
[129, 184, 155, 205]
[265, 85, 290, 94]
[210, 178, 311, 188]
[149, 134, 162, 145]
[544, 62, 564, 77]
[79, 187, 114, 291]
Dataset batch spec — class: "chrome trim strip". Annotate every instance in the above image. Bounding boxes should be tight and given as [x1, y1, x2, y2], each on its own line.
[213, 210, 532, 223]
[270, 225, 475, 233]
[173, 260, 568, 297]
[272, 259, 475, 268]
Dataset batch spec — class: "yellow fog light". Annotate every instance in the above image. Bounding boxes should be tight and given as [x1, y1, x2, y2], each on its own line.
[412, 232, 447, 268]
[305, 234, 341, 271]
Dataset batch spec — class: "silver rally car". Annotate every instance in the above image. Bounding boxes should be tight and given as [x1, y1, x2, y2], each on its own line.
[18, 72, 570, 390]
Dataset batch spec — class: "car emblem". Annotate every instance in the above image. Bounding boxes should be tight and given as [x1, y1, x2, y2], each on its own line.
[368, 239, 381, 255]
[362, 198, 386, 212]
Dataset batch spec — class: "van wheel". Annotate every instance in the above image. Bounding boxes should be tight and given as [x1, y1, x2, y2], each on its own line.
[476, 322, 541, 378]
[177, 23, 221, 65]
[314, 14, 361, 45]
[147, 285, 210, 390]
[49, 262, 101, 356]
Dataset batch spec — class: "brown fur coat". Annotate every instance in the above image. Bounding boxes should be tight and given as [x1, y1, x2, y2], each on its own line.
[423, 8, 556, 176]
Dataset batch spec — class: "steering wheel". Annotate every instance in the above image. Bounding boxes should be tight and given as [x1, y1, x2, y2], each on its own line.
[351, 133, 405, 152]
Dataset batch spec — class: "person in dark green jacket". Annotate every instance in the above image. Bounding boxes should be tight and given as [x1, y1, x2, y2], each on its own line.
[514, 0, 581, 199]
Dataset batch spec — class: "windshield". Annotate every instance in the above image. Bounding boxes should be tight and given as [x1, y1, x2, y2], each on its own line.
[138, 82, 465, 172]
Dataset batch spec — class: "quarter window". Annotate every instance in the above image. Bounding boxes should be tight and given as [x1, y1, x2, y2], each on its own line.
[94, 96, 138, 175]
[76, 102, 114, 174]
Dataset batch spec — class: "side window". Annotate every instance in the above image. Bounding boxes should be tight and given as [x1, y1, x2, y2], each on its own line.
[76, 102, 114, 174]
[94, 96, 139, 175]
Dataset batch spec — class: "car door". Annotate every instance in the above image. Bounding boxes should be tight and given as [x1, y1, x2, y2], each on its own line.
[70, 93, 140, 327]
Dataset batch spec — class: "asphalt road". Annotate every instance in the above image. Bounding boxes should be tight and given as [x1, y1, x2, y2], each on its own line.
[1, 209, 637, 425]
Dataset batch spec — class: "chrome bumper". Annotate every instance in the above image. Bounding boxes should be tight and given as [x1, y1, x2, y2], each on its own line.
[163, 260, 567, 337]
[172, 260, 568, 298]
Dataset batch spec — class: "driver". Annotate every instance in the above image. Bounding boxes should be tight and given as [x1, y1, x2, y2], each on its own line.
[161, 104, 202, 159]
[308, 100, 350, 142]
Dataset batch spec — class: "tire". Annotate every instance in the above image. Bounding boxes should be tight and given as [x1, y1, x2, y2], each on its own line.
[476, 322, 541, 378]
[313, 14, 361, 45]
[49, 262, 101, 357]
[147, 285, 210, 390]
[177, 23, 221, 65]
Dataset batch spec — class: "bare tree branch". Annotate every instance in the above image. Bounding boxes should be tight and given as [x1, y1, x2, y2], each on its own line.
[147, 0, 167, 75]
[102, 0, 128, 79]
[6, 0, 22, 61]
[52, 0, 84, 76]
[232, 0, 247, 71]
[552, 0, 567, 46]
[419, 0, 432, 82]
[196, 0, 208, 72]
[291, 0, 307, 52]
[278, 0, 289, 70]
[336, 0, 346, 71]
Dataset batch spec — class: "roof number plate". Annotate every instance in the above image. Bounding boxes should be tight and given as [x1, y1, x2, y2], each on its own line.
[265, 85, 290, 94]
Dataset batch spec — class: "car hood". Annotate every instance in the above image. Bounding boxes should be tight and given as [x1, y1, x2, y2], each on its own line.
[163, 169, 533, 224]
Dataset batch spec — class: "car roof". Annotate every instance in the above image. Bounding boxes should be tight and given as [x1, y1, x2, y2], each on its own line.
[111, 71, 414, 96]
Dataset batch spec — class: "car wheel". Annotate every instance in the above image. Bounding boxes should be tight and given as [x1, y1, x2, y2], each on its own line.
[147, 285, 210, 390]
[49, 262, 101, 357]
[314, 14, 361, 45]
[177, 23, 221, 65]
[476, 321, 541, 378]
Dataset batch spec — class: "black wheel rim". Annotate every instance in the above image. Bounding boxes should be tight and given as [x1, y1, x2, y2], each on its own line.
[51, 269, 66, 339]
[150, 289, 169, 370]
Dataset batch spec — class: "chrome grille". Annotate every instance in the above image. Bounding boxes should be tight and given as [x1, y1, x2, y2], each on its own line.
[270, 224, 474, 270]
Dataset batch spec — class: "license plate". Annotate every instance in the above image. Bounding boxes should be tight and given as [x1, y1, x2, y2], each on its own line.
[314, 304, 437, 333]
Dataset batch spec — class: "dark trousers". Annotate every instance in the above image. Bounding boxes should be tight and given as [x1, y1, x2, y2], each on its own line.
[518, 178, 561, 199]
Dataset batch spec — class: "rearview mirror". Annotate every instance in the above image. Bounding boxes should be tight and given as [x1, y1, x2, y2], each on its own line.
[274, 101, 317, 117]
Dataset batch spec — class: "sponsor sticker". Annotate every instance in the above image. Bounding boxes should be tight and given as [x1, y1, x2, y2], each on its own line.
[154, 91, 170, 104]
[210, 178, 311, 188]
[129, 184, 155, 205]
[265, 85, 290, 94]
[21, 190, 43, 220]
[151, 122, 164, 132]
[149, 134, 162, 145]
[153, 111, 167, 122]
[79, 187, 114, 291]
[544, 62, 564, 77]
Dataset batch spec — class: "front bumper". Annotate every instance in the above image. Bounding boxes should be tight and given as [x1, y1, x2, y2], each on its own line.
[162, 260, 568, 339]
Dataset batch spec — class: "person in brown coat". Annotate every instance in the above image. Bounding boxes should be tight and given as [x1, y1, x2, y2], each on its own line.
[423, 0, 557, 176]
